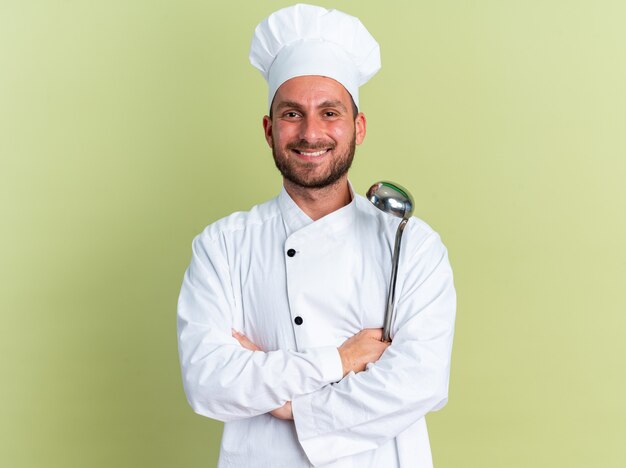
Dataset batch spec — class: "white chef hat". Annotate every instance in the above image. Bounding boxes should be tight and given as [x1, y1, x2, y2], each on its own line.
[249, 3, 381, 111]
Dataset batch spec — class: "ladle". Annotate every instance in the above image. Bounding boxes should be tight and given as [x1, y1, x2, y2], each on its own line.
[366, 181, 415, 342]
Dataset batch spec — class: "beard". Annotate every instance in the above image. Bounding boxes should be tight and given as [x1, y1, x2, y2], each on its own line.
[272, 134, 356, 189]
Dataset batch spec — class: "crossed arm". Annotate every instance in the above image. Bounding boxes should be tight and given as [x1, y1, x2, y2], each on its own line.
[231, 327, 390, 420]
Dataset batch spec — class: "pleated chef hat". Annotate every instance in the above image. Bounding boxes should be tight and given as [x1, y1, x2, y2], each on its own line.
[249, 3, 381, 110]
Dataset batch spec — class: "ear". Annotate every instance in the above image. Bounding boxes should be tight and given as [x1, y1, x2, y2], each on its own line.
[355, 112, 367, 145]
[262, 115, 273, 148]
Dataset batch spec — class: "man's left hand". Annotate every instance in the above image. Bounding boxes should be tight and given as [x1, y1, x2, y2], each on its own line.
[269, 401, 293, 420]
[232, 329, 294, 420]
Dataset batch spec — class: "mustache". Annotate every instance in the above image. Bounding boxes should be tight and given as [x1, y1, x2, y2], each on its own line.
[286, 140, 335, 151]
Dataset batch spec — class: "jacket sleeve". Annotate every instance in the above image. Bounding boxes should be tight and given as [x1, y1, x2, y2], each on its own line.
[291, 231, 456, 466]
[177, 232, 344, 422]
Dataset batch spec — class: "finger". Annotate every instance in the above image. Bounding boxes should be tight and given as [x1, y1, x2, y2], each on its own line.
[363, 328, 384, 340]
[237, 335, 260, 351]
[232, 329, 262, 351]
[232, 329, 251, 347]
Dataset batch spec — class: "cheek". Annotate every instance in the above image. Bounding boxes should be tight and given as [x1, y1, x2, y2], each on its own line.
[273, 124, 298, 145]
[329, 124, 352, 143]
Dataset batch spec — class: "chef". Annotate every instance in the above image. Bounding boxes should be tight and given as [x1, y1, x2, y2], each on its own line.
[177, 4, 456, 467]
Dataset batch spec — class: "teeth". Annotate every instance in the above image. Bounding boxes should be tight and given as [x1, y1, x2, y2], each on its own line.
[299, 149, 327, 157]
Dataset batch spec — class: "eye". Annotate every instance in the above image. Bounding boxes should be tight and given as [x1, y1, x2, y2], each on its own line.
[283, 111, 301, 119]
[323, 110, 341, 118]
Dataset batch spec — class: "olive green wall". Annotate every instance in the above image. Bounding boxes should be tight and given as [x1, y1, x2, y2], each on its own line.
[1, 1, 624, 467]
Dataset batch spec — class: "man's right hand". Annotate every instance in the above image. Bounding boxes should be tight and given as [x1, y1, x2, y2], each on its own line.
[338, 328, 390, 377]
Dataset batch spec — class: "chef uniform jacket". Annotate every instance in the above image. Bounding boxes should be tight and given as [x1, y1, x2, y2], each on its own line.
[177, 184, 456, 467]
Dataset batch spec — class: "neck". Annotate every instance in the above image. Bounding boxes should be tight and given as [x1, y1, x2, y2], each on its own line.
[283, 177, 352, 221]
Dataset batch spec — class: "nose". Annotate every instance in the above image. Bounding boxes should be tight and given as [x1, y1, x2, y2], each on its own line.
[299, 115, 324, 142]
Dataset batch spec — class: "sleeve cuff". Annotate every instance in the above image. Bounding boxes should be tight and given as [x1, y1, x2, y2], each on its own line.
[306, 345, 343, 385]
[291, 370, 355, 447]
[292, 376, 362, 467]
[292, 390, 321, 464]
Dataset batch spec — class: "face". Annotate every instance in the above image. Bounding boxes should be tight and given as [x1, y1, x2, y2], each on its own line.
[263, 76, 366, 189]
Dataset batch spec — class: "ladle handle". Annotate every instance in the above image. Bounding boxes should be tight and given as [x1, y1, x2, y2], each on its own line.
[382, 218, 409, 342]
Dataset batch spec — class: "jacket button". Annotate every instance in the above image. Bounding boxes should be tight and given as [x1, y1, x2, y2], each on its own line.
[294, 316, 303, 325]
[287, 248, 296, 257]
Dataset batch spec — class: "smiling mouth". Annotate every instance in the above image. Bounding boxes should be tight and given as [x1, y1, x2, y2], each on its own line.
[292, 148, 331, 157]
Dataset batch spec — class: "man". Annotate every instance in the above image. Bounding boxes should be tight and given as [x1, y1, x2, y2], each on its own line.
[177, 4, 456, 467]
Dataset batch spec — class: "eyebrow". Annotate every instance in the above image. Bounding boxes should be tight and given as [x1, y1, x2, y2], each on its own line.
[319, 100, 348, 111]
[275, 100, 305, 111]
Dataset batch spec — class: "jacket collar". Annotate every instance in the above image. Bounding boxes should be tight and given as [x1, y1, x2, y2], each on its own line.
[278, 182, 357, 238]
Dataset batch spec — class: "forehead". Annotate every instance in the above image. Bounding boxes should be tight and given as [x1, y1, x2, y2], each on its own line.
[272, 75, 353, 109]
